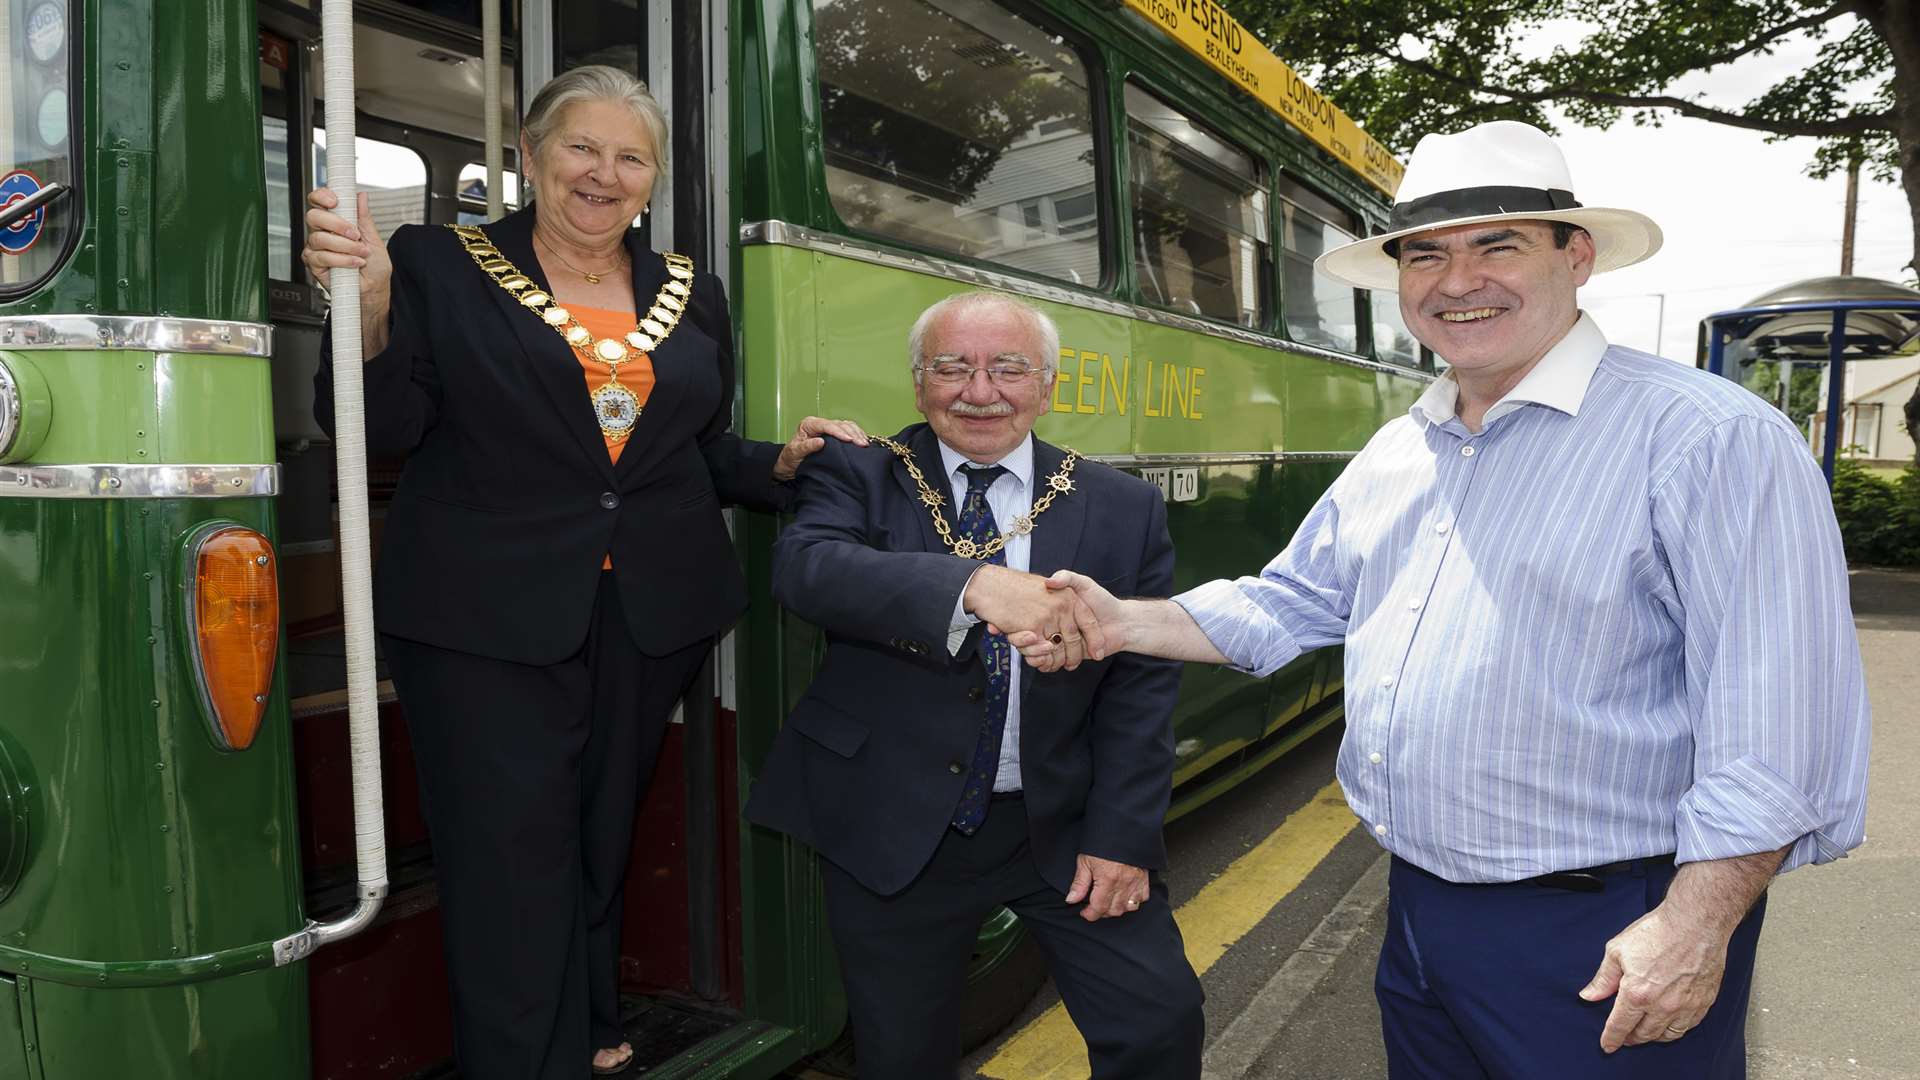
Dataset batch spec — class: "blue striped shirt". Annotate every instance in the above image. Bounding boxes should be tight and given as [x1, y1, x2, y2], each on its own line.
[1175, 315, 1871, 882]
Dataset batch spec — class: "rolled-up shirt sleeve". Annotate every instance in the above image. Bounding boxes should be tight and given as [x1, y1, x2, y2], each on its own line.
[1653, 414, 1871, 872]
[1173, 486, 1354, 677]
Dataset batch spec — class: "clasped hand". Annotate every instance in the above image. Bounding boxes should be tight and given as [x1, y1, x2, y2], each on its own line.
[964, 566, 1110, 671]
[997, 570, 1125, 673]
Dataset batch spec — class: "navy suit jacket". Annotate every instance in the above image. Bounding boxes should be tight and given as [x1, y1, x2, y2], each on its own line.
[314, 206, 790, 664]
[745, 423, 1183, 897]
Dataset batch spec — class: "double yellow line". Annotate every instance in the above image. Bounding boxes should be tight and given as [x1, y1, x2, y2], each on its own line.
[978, 780, 1357, 1079]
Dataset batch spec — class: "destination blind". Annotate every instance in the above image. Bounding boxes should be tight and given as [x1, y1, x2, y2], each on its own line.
[1121, 0, 1405, 197]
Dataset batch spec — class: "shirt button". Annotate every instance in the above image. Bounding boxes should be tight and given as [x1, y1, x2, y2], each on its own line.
[598, 491, 621, 510]
[1460, 445, 1477, 458]
[1435, 522, 1451, 535]
[1374, 823, 1389, 836]
[1369, 751, 1383, 764]
[1408, 599, 1423, 611]
[1379, 675, 1395, 688]
[948, 762, 965, 775]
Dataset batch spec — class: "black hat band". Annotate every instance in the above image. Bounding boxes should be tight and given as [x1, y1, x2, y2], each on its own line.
[1387, 185, 1583, 234]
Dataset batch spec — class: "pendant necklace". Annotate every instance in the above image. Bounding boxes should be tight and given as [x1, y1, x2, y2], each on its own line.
[450, 224, 694, 443]
[535, 233, 624, 285]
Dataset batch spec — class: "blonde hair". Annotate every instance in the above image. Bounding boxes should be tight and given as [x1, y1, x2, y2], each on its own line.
[522, 66, 669, 185]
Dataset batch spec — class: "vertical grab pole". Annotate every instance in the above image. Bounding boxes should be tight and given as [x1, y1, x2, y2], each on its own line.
[1821, 309, 1847, 487]
[277, 0, 390, 964]
[483, 0, 505, 219]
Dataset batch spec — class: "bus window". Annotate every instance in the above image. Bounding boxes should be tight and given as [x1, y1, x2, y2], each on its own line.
[312, 129, 429, 244]
[1372, 290, 1422, 367]
[1276, 176, 1361, 353]
[812, 0, 1103, 287]
[261, 29, 301, 283]
[560, 0, 640, 76]
[0, 0, 78, 295]
[457, 162, 520, 224]
[1124, 83, 1268, 328]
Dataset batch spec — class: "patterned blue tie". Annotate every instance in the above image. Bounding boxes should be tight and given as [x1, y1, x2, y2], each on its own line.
[950, 463, 1011, 835]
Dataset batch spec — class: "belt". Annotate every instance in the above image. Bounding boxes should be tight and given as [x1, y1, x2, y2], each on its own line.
[1521, 855, 1673, 893]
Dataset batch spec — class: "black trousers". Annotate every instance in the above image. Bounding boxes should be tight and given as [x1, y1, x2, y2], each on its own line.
[819, 796, 1205, 1080]
[383, 573, 709, 1080]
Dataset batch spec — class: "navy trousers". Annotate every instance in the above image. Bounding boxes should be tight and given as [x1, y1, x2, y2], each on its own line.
[1378, 856, 1766, 1080]
[818, 796, 1205, 1080]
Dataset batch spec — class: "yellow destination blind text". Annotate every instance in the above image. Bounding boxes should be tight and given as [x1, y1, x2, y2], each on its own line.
[1051, 348, 1206, 421]
[1121, 0, 1404, 197]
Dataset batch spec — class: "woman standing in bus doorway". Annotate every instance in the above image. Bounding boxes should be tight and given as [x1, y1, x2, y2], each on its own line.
[303, 65, 865, 1079]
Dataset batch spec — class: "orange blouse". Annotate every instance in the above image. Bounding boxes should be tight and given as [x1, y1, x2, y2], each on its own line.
[567, 303, 657, 466]
[569, 305, 656, 569]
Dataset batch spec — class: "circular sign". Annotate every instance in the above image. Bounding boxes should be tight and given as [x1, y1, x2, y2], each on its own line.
[26, 1, 64, 64]
[0, 171, 47, 255]
[36, 89, 68, 149]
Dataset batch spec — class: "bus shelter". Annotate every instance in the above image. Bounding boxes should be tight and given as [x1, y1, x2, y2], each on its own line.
[1699, 276, 1920, 484]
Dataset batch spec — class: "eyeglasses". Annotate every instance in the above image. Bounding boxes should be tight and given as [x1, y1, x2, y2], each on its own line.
[916, 361, 1048, 386]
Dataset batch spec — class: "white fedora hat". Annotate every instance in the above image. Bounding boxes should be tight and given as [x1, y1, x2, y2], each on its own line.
[1315, 120, 1663, 291]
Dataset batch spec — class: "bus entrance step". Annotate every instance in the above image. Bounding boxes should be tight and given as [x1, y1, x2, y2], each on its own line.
[621, 998, 803, 1080]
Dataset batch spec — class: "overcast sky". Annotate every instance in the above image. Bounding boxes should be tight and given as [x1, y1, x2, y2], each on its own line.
[1530, 22, 1909, 362]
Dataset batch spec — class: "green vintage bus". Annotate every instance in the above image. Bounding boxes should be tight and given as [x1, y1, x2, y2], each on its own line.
[0, 0, 1430, 1074]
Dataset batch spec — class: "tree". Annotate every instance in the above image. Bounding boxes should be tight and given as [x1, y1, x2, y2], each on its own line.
[1226, 0, 1916, 458]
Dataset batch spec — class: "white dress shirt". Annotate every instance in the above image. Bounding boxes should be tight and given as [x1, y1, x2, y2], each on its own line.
[1172, 313, 1870, 881]
[940, 434, 1035, 793]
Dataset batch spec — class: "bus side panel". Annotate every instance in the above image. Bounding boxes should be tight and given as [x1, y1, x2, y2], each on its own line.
[0, 495, 307, 1077]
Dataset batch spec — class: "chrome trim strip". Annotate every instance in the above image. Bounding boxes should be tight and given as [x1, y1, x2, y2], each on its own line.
[0, 316, 273, 358]
[0, 464, 279, 499]
[0, 362, 18, 458]
[739, 220, 1436, 383]
[1093, 451, 1359, 468]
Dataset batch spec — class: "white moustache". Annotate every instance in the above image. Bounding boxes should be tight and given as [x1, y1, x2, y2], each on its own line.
[948, 402, 1013, 418]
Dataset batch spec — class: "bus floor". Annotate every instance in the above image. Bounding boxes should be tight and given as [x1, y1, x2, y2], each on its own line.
[409, 996, 739, 1078]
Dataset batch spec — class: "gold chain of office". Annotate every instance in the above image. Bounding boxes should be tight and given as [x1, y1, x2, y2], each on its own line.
[871, 435, 1081, 561]
[449, 224, 694, 442]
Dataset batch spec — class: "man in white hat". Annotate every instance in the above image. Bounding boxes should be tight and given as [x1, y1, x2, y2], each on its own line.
[1014, 121, 1870, 1077]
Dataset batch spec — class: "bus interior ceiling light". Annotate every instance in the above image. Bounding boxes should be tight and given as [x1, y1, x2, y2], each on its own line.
[188, 526, 280, 751]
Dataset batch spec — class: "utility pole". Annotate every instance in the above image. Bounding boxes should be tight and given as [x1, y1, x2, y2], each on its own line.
[1841, 153, 1860, 276]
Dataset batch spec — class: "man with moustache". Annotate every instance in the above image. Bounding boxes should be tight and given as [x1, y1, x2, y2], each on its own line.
[1016, 122, 1869, 1078]
[746, 292, 1204, 1079]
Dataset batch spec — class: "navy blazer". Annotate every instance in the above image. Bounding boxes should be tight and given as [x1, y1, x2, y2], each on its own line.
[745, 423, 1183, 897]
[314, 206, 790, 665]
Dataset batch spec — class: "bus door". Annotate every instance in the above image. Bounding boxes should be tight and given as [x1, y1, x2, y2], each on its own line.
[259, 0, 806, 1075]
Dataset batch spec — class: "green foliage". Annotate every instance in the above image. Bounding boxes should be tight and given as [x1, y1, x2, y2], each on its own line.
[1224, 0, 1902, 185]
[1830, 459, 1920, 566]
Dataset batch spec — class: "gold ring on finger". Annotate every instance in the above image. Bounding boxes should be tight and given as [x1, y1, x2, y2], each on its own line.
[1048, 632, 1064, 646]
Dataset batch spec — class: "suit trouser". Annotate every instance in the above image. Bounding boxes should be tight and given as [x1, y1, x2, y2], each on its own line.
[818, 795, 1205, 1080]
[1378, 855, 1766, 1080]
[383, 572, 709, 1080]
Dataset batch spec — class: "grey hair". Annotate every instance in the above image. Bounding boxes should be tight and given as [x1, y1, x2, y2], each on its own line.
[908, 292, 1061, 384]
[521, 65, 670, 185]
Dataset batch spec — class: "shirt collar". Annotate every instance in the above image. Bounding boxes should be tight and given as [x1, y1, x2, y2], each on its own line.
[938, 433, 1034, 492]
[1410, 312, 1609, 428]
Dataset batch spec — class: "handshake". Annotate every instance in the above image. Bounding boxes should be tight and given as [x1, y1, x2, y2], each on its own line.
[962, 565, 1127, 673]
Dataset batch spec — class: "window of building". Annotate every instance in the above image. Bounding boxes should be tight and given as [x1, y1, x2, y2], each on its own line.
[812, 0, 1103, 286]
[1276, 176, 1361, 353]
[311, 129, 431, 246]
[0, 0, 79, 297]
[1125, 83, 1267, 328]
[457, 161, 521, 224]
